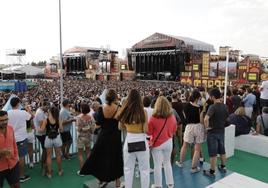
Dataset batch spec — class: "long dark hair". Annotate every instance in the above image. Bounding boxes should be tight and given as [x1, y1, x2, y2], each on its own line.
[117, 89, 145, 124]
[49, 106, 59, 124]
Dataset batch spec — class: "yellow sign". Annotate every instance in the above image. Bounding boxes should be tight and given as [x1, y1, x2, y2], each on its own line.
[121, 64, 126, 70]
[193, 64, 199, 71]
[202, 80, 208, 87]
[248, 73, 257, 81]
[202, 53, 209, 76]
[194, 80, 201, 86]
[208, 80, 214, 87]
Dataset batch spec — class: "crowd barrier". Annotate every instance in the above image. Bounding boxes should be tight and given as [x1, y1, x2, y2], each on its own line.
[235, 134, 268, 158]
[25, 122, 78, 164]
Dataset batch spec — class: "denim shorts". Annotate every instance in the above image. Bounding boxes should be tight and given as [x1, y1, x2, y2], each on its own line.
[45, 135, 62, 149]
[16, 139, 28, 158]
[207, 132, 225, 157]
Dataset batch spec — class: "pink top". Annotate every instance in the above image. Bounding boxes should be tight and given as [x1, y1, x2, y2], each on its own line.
[0, 125, 19, 171]
[147, 115, 177, 147]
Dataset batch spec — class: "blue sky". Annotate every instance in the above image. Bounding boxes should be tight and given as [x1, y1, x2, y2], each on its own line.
[0, 0, 267, 64]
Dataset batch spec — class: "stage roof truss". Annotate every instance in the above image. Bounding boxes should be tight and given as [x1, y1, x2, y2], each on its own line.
[130, 49, 177, 56]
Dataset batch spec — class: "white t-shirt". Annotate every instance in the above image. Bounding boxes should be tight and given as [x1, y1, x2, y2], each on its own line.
[144, 107, 153, 122]
[34, 108, 47, 136]
[8, 109, 32, 142]
[260, 80, 268, 100]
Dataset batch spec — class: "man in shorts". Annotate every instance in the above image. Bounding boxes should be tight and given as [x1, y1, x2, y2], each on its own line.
[203, 88, 229, 176]
[34, 101, 50, 174]
[60, 99, 75, 160]
[0, 110, 20, 188]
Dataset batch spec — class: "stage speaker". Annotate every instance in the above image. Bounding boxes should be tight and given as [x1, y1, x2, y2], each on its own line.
[185, 53, 191, 63]
[178, 54, 185, 72]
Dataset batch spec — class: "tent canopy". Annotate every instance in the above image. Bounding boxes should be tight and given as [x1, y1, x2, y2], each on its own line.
[2, 65, 44, 76]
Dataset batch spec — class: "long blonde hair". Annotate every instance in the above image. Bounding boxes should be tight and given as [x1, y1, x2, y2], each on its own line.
[152, 96, 172, 118]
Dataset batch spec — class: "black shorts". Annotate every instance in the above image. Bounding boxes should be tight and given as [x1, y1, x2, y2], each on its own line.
[36, 135, 46, 149]
[0, 162, 20, 188]
[207, 132, 225, 157]
[61, 131, 73, 144]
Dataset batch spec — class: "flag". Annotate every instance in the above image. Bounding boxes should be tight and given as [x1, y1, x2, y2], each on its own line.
[99, 89, 108, 104]
[2, 94, 22, 111]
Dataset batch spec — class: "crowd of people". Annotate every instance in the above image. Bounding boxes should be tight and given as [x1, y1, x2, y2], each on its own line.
[1, 78, 268, 188]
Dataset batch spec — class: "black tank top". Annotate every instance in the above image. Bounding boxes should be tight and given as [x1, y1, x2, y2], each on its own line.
[184, 102, 200, 124]
[46, 118, 59, 136]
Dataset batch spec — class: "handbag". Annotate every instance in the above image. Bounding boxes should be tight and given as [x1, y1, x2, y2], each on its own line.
[149, 118, 168, 148]
[260, 115, 268, 136]
[127, 121, 146, 153]
[128, 141, 146, 153]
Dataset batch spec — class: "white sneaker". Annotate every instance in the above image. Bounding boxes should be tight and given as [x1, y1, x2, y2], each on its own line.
[175, 161, 183, 168]
[58, 170, 63, 176]
[190, 167, 201, 173]
[29, 162, 34, 169]
[77, 170, 84, 177]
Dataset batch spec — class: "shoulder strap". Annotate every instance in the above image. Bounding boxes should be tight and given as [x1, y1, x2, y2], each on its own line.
[152, 117, 168, 147]
[111, 105, 120, 118]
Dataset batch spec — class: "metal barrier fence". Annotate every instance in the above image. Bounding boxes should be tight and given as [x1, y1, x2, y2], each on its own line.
[25, 122, 78, 164]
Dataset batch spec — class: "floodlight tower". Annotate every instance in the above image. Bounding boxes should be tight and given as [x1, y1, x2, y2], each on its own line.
[6, 49, 26, 66]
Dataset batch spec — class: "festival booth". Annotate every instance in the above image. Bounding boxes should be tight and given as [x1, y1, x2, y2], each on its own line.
[1, 65, 44, 79]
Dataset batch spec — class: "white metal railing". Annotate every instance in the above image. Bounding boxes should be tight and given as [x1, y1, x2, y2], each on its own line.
[25, 122, 78, 164]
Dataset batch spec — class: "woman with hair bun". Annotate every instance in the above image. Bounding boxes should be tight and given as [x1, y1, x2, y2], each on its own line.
[176, 89, 205, 173]
[80, 89, 123, 188]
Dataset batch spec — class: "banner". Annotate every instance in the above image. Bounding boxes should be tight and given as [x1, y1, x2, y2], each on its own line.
[209, 62, 218, 77]
[218, 61, 237, 79]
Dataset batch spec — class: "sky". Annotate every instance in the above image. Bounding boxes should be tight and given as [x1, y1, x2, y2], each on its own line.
[0, 0, 268, 64]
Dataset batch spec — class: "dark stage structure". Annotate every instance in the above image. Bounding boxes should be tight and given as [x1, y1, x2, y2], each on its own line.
[64, 56, 87, 76]
[128, 33, 215, 81]
[63, 47, 118, 78]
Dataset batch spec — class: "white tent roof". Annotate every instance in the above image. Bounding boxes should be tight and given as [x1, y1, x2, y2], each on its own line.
[2, 65, 44, 75]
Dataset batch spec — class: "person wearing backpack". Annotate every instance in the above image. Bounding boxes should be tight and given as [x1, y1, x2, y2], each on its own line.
[42, 106, 63, 178]
[254, 107, 268, 136]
